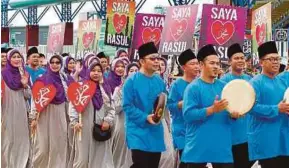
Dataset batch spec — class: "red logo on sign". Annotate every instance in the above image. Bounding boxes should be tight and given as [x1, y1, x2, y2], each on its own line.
[170, 19, 188, 41]
[68, 81, 97, 113]
[256, 23, 266, 46]
[113, 14, 127, 34]
[32, 81, 56, 112]
[211, 20, 235, 45]
[142, 27, 162, 45]
[82, 32, 95, 49]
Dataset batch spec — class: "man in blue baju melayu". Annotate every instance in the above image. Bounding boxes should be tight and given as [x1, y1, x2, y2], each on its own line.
[122, 42, 166, 168]
[221, 43, 253, 168]
[167, 49, 199, 158]
[248, 41, 289, 168]
[180, 44, 235, 168]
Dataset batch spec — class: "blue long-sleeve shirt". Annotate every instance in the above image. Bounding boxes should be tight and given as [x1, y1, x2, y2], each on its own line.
[221, 73, 252, 145]
[122, 72, 166, 152]
[25, 66, 46, 84]
[167, 78, 189, 150]
[248, 74, 287, 160]
[278, 71, 289, 87]
[181, 78, 233, 163]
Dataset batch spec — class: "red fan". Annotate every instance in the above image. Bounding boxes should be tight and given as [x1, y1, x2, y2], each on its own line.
[68, 80, 97, 141]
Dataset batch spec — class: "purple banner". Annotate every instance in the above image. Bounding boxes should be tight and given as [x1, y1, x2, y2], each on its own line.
[132, 13, 165, 60]
[159, 5, 199, 55]
[199, 4, 247, 61]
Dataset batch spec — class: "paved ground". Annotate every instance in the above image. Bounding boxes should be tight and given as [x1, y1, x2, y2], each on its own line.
[207, 162, 260, 168]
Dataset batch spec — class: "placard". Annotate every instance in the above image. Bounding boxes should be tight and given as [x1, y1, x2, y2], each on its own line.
[104, 0, 135, 48]
[77, 19, 102, 52]
[251, 2, 272, 54]
[132, 13, 165, 60]
[199, 4, 247, 61]
[159, 5, 199, 55]
[47, 23, 66, 54]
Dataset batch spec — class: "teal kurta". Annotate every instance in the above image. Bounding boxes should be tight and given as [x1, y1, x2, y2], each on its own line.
[122, 72, 166, 152]
[221, 73, 252, 145]
[249, 74, 287, 160]
[181, 78, 233, 163]
[278, 71, 289, 87]
[25, 66, 46, 84]
[167, 78, 189, 150]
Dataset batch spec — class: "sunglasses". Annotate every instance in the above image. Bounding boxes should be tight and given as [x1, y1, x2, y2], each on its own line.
[144, 57, 160, 61]
[262, 57, 281, 63]
[50, 61, 61, 65]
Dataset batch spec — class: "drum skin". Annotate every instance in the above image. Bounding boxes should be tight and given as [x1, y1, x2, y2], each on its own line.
[221, 79, 256, 115]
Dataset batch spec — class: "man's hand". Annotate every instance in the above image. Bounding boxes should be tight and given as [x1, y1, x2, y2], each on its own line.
[177, 101, 183, 109]
[278, 100, 289, 114]
[212, 95, 228, 112]
[230, 111, 242, 119]
[147, 114, 157, 125]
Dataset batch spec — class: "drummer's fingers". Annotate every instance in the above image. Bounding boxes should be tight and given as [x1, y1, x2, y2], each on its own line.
[219, 99, 228, 103]
[219, 100, 228, 106]
[219, 103, 228, 110]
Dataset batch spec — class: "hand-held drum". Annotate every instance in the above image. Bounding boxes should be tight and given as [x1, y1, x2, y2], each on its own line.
[221, 79, 256, 115]
[152, 93, 167, 124]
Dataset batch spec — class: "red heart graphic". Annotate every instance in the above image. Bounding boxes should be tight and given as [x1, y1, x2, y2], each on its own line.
[211, 20, 235, 45]
[142, 27, 162, 45]
[82, 32, 95, 49]
[68, 80, 97, 113]
[32, 81, 56, 112]
[50, 34, 60, 52]
[256, 24, 266, 46]
[113, 14, 127, 34]
[170, 19, 188, 41]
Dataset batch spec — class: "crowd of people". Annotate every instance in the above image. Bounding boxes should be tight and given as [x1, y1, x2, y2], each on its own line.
[1, 40, 289, 168]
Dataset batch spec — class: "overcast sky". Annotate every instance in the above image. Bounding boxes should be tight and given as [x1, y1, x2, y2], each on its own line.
[8, 0, 213, 29]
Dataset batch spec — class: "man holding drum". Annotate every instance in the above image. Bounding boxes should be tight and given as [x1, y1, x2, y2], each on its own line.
[249, 41, 289, 168]
[221, 43, 253, 168]
[167, 49, 199, 158]
[122, 42, 166, 168]
[180, 44, 234, 168]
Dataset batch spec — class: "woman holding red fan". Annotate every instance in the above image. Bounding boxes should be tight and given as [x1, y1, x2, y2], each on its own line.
[69, 62, 115, 168]
[30, 54, 72, 168]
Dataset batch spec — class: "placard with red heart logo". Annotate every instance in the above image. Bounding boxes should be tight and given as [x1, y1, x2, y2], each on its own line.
[159, 5, 199, 55]
[32, 81, 57, 112]
[47, 23, 66, 54]
[68, 80, 97, 113]
[77, 19, 101, 52]
[105, 0, 135, 48]
[131, 13, 165, 60]
[198, 4, 247, 61]
[251, 3, 271, 53]
[211, 20, 235, 45]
